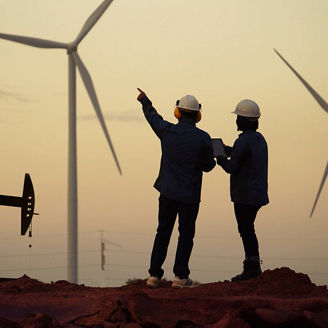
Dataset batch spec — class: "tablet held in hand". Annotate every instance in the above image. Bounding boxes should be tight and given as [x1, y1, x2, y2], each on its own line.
[212, 138, 227, 157]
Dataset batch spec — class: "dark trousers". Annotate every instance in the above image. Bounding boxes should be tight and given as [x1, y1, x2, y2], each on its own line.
[234, 203, 261, 258]
[148, 195, 199, 279]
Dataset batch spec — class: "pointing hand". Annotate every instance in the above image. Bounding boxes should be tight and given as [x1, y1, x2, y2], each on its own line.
[137, 88, 147, 101]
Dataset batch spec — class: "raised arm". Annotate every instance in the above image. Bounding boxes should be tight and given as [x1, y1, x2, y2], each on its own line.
[137, 88, 170, 138]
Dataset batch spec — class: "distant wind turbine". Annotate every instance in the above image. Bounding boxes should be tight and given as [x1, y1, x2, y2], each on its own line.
[0, 0, 121, 283]
[274, 49, 328, 218]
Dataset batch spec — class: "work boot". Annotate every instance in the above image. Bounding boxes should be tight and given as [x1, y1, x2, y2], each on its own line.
[172, 276, 201, 288]
[146, 276, 160, 288]
[231, 258, 262, 282]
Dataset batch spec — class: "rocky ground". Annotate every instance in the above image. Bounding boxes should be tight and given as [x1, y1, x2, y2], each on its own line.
[0, 267, 327, 328]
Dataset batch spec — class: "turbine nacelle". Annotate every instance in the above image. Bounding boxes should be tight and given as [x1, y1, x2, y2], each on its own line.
[67, 43, 78, 54]
[0, 0, 121, 175]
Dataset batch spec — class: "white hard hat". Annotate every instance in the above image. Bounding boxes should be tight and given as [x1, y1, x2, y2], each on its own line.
[232, 99, 261, 118]
[176, 95, 201, 112]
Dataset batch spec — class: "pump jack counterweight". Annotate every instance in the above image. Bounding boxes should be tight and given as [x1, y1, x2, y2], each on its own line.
[0, 173, 37, 236]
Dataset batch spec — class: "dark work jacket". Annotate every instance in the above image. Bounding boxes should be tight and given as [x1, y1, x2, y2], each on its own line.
[218, 130, 269, 206]
[139, 96, 216, 204]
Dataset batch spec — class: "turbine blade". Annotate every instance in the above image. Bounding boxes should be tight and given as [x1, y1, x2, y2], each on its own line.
[0, 33, 67, 49]
[310, 160, 328, 217]
[72, 52, 122, 175]
[74, 0, 114, 45]
[274, 49, 328, 114]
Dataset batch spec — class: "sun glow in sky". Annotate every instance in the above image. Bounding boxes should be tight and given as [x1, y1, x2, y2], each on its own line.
[0, 0, 327, 287]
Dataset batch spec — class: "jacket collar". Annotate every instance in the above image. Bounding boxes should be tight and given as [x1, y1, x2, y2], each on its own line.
[239, 130, 257, 137]
[177, 117, 196, 127]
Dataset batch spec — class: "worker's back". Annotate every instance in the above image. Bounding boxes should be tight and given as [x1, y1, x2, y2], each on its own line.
[157, 117, 215, 203]
[230, 130, 269, 206]
[140, 97, 215, 203]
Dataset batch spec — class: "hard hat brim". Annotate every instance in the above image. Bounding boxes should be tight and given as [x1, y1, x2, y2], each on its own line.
[231, 110, 260, 118]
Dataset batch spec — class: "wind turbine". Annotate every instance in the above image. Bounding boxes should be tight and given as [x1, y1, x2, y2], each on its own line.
[0, 0, 121, 283]
[274, 49, 328, 218]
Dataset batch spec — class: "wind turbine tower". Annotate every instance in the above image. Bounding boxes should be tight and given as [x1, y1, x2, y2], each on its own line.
[0, 0, 121, 283]
[274, 49, 328, 217]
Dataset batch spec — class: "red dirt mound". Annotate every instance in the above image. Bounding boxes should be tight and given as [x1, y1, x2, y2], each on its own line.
[0, 267, 327, 327]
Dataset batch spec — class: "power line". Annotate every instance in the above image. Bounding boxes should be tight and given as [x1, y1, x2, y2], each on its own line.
[0, 264, 98, 272]
[108, 249, 328, 262]
[0, 248, 327, 263]
[0, 229, 327, 241]
[0, 249, 102, 258]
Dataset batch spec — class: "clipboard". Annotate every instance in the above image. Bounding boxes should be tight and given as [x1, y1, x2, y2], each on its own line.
[212, 138, 227, 157]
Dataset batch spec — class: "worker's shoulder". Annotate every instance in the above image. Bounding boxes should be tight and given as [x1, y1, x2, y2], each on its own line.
[251, 131, 267, 143]
[194, 126, 212, 139]
[239, 131, 267, 148]
[240, 131, 265, 140]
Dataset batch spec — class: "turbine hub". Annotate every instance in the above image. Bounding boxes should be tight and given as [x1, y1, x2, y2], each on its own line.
[67, 43, 78, 54]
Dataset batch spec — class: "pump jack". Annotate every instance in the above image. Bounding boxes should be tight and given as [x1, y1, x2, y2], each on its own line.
[0, 173, 38, 282]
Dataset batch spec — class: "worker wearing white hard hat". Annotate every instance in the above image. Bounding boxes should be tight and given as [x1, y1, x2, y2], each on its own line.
[216, 99, 269, 282]
[137, 88, 215, 289]
[232, 99, 261, 118]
